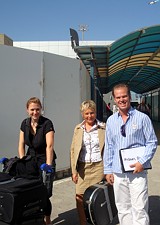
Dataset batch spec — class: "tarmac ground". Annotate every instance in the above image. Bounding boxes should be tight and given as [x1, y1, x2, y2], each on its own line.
[50, 121, 160, 225]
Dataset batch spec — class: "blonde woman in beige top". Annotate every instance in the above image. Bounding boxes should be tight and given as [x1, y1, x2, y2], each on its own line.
[70, 100, 105, 225]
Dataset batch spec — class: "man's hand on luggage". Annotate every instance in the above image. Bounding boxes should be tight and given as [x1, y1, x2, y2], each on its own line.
[106, 174, 114, 185]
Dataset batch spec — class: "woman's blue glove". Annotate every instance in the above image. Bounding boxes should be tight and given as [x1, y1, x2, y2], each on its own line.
[40, 163, 53, 173]
[0, 157, 8, 164]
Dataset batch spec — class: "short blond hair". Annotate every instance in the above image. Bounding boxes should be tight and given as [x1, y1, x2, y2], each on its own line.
[80, 100, 96, 113]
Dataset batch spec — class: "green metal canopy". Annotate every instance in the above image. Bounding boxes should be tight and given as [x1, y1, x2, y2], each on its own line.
[73, 24, 160, 94]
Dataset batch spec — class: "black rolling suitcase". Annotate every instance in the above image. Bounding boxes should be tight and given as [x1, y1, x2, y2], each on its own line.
[0, 174, 48, 225]
[0, 216, 44, 225]
[83, 181, 117, 225]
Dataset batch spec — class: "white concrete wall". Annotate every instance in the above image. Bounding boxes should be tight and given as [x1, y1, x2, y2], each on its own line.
[0, 45, 42, 158]
[0, 45, 90, 172]
[14, 40, 114, 59]
[43, 53, 90, 171]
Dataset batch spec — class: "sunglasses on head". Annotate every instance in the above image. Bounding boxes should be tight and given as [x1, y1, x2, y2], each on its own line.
[120, 124, 126, 137]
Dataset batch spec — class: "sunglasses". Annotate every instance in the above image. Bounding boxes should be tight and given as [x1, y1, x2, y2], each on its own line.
[120, 124, 126, 137]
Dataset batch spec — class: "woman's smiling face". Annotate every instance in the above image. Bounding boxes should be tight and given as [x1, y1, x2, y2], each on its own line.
[27, 102, 41, 121]
[82, 108, 96, 126]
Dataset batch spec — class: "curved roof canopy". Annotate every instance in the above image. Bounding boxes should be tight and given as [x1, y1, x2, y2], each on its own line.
[73, 25, 160, 94]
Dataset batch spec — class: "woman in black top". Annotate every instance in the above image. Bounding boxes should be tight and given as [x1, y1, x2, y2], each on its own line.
[18, 97, 55, 225]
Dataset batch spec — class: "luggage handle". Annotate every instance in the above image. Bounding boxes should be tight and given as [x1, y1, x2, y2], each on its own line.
[94, 180, 114, 222]
[103, 186, 113, 222]
[98, 178, 108, 185]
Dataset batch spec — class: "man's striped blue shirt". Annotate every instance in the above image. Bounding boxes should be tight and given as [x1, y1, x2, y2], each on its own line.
[103, 107, 158, 174]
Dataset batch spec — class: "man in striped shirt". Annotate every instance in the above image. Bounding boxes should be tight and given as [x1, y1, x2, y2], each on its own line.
[103, 83, 157, 225]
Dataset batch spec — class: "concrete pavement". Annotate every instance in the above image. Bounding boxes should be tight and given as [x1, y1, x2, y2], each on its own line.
[50, 121, 160, 225]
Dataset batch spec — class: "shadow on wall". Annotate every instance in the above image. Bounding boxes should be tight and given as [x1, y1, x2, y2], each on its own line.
[149, 195, 160, 225]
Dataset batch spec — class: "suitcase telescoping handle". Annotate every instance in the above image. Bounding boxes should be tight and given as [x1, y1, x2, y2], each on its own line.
[40, 163, 54, 197]
[40, 163, 53, 183]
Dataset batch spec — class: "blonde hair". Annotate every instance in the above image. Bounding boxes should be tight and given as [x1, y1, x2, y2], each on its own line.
[26, 97, 42, 109]
[80, 100, 96, 113]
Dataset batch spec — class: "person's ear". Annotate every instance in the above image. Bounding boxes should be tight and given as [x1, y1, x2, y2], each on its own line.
[81, 112, 84, 118]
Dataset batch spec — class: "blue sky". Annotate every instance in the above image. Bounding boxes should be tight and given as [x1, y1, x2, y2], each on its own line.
[0, 0, 159, 42]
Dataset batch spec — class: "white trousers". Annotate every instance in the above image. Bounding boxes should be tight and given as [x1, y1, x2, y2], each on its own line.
[113, 172, 149, 225]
